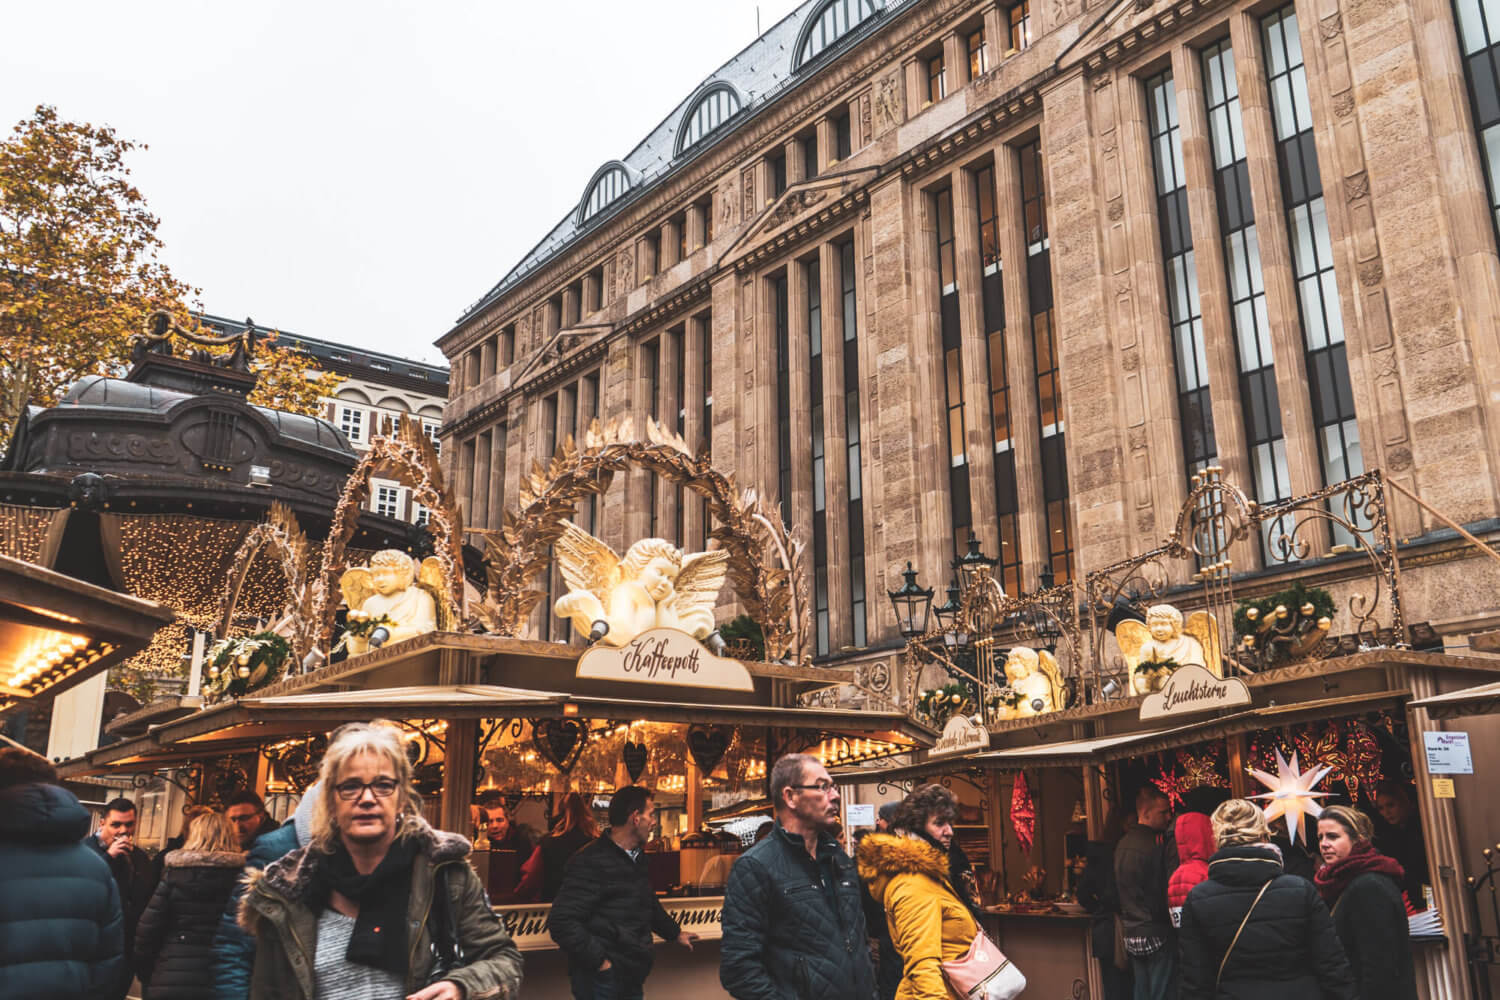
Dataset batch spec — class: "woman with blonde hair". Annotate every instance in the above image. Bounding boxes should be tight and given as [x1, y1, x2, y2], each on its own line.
[1315, 804, 1417, 1000]
[135, 810, 245, 998]
[1177, 799, 1355, 1000]
[239, 721, 523, 999]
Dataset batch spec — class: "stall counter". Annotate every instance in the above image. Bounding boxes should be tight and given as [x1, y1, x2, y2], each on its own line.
[983, 909, 1096, 999]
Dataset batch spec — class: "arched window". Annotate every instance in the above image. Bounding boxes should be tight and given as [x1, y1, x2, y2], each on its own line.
[795, 0, 884, 70]
[676, 84, 744, 156]
[578, 162, 634, 224]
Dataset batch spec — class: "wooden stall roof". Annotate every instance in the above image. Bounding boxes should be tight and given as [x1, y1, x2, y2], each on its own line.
[1408, 680, 1500, 719]
[835, 689, 1409, 785]
[57, 683, 929, 777]
[0, 553, 176, 709]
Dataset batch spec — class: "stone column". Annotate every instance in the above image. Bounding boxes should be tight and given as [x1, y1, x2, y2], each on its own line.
[486, 422, 506, 529]
[785, 138, 806, 185]
[816, 117, 835, 173]
[943, 31, 964, 93]
[1172, 45, 1259, 571]
[816, 241, 851, 651]
[682, 312, 706, 549]
[660, 329, 682, 544]
[951, 165, 1000, 563]
[982, 4, 1004, 72]
[660, 220, 679, 271]
[472, 430, 492, 530]
[993, 143, 1046, 588]
[561, 286, 580, 329]
[459, 436, 477, 529]
[788, 261, 814, 551]
[581, 272, 601, 320]
[685, 204, 706, 255]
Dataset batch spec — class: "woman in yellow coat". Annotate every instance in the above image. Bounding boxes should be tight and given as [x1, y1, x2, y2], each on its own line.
[857, 784, 978, 1000]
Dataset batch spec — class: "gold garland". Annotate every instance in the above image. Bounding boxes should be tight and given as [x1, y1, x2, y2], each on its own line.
[315, 415, 466, 651]
[214, 501, 315, 665]
[475, 417, 810, 665]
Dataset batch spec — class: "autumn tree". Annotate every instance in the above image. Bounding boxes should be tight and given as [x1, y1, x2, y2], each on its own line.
[0, 105, 191, 437]
[248, 330, 345, 415]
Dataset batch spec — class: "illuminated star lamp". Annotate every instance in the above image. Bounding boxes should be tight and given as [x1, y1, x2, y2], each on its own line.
[1248, 749, 1332, 845]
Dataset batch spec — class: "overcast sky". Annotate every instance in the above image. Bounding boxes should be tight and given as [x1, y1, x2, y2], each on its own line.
[3, 1, 803, 367]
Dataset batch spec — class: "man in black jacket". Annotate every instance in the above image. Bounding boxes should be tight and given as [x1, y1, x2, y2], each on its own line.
[720, 753, 875, 1000]
[549, 786, 698, 999]
[1114, 785, 1175, 1000]
[85, 796, 154, 994]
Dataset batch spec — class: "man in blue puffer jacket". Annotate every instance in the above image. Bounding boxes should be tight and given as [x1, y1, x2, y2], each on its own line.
[209, 783, 316, 1000]
[0, 747, 124, 1000]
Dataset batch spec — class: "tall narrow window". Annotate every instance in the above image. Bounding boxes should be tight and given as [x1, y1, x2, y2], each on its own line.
[339, 406, 364, 444]
[974, 164, 1022, 596]
[807, 258, 829, 657]
[1019, 139, 1072, 583]
[833, 111, 852, 162]
[1146, 71, 1218, 483]
[935, 187, 971, 559]
[700, 319, 713, 550]
[803, 133, 820, 180]
[840, 240, 867, 647]
[1262, 6, 1363, 514]
[643, 340, 661, 539]
[541, 394, 560, 640]
[772, 274, 793, 523]
[927, 52, 947, 103]
[969, 27, 989, 78]
[1009, 1, 1032, 52]
[1203, 39, 1291, 555]
[1453, 0, 1500, 237]
[674, 325, 686, 545]
[769, 150, 788, 198]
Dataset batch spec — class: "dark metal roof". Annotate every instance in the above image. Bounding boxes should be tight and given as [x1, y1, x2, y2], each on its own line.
[198, 314, 450, 393]
[458, 0, 920, 323]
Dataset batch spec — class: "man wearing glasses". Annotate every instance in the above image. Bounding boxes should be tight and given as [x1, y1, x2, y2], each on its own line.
[721, 753, 875, 1000]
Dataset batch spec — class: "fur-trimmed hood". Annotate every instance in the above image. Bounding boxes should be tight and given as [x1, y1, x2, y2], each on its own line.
[856, 831, 949, 906]
[238, 815, 469, 933]
[164, 848, 246, 869]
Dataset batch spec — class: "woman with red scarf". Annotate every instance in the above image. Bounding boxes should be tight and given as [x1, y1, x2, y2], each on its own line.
[1314, 805, 1417, 1000]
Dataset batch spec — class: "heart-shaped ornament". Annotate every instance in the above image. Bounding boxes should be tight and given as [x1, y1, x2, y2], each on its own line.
[687, 725, 732, 775]
[533, 718, 587, 772]
[622, 740, 649, 783]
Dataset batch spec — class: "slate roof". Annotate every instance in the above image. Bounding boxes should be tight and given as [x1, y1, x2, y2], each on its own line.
[460, 0, 920, 322]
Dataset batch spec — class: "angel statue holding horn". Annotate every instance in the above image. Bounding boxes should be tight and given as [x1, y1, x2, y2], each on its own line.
[339, 550, 444, 650]
[553, 520, 728, 648]
[1114, 603, 1222, 694]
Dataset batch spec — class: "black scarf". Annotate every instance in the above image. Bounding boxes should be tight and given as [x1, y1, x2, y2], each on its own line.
[314, 836, 421, 973]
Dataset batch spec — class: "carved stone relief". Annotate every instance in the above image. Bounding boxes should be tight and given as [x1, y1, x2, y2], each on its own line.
[875, 73, 903, 132]
[764, 189, 829, 232]
[617, 248, 635, 296]
[1358, 259, 1384, 287]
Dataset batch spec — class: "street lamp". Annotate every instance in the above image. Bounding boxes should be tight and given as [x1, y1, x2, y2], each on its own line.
[888, 562, 934, 639]
[933, 578, 969, 650]
[953, 533, 998, 598]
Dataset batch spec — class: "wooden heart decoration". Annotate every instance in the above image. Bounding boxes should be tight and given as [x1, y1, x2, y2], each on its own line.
[622, 740, 648, 783]
[687, 725, 732, 775]
[533, 718, 587, 773]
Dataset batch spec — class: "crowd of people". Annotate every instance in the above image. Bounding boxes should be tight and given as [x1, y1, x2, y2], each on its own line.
[1084, 784, 1420, 1000]
[0, 734, 1426, 1000]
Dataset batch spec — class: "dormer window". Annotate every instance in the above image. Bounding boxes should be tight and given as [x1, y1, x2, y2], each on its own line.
[578, 162, 636, 224]
[795, 0, 885, 71]
[676, 83, 744, 156]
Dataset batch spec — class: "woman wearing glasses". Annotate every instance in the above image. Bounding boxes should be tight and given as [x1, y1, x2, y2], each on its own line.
[237, 721, 523, 1000]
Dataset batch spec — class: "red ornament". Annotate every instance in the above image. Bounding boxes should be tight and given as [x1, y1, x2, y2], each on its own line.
[1152, 768, 1188, 810]
[1011, 772, 1036, 855]
[1342, 720, 1383, 802]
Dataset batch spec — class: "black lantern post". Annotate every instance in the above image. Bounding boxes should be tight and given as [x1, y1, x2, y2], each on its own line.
[933, 578, 969, 650]
[887, 562, 934, 639]
[953, 532, 998, 598]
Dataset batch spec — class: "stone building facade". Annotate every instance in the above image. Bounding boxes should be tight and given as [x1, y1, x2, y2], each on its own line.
[438, 0, 1500, 660]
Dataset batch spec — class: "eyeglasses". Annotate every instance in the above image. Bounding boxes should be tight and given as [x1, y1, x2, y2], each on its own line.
[334, 777, 400, 800]
[789, 780, 837, 793]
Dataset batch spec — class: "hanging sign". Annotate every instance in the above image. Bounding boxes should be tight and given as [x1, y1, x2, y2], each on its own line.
[1139, 663, 1251, 720]
[576, 628, 754, 692]
[930, 714, 991, 758]
[1423, 731, 1473, 775]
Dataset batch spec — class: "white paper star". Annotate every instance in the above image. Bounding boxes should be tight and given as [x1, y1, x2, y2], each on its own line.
[1248, 749, 1332, 845]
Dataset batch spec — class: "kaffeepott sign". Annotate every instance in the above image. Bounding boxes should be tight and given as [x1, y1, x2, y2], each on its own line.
[575, 627, 754, 692]
[1139, 663, 1251, 720]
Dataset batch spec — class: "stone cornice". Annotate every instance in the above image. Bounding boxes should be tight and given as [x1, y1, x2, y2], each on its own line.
[1073, 0, 1235, 78]
[728, 188, 870, 273]
[441, 394, 508, 440]
[897, 88, 1047, 181]
[617, 278, 713, 339]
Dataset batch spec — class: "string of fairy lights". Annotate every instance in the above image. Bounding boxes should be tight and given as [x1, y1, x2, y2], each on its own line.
[0, 504, 64, 564]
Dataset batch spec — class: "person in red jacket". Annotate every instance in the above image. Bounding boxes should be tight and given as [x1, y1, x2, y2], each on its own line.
[1167, 812, 1214, 929]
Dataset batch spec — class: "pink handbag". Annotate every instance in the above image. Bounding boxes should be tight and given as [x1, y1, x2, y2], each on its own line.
[940, 926, 1027, 999]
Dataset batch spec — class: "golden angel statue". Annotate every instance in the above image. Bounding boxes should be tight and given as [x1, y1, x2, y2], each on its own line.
[338, 549, 444, 651]
[1115, 603, 1221, 694]
[553, 520, 728, 647]
[1003, 646, 1065, 717]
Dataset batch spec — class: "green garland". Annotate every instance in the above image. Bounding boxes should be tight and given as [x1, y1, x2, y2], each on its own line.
[918, 682, 976, 726]
[1233, 581, 1335, 664]
[205, 631, 290, 701]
